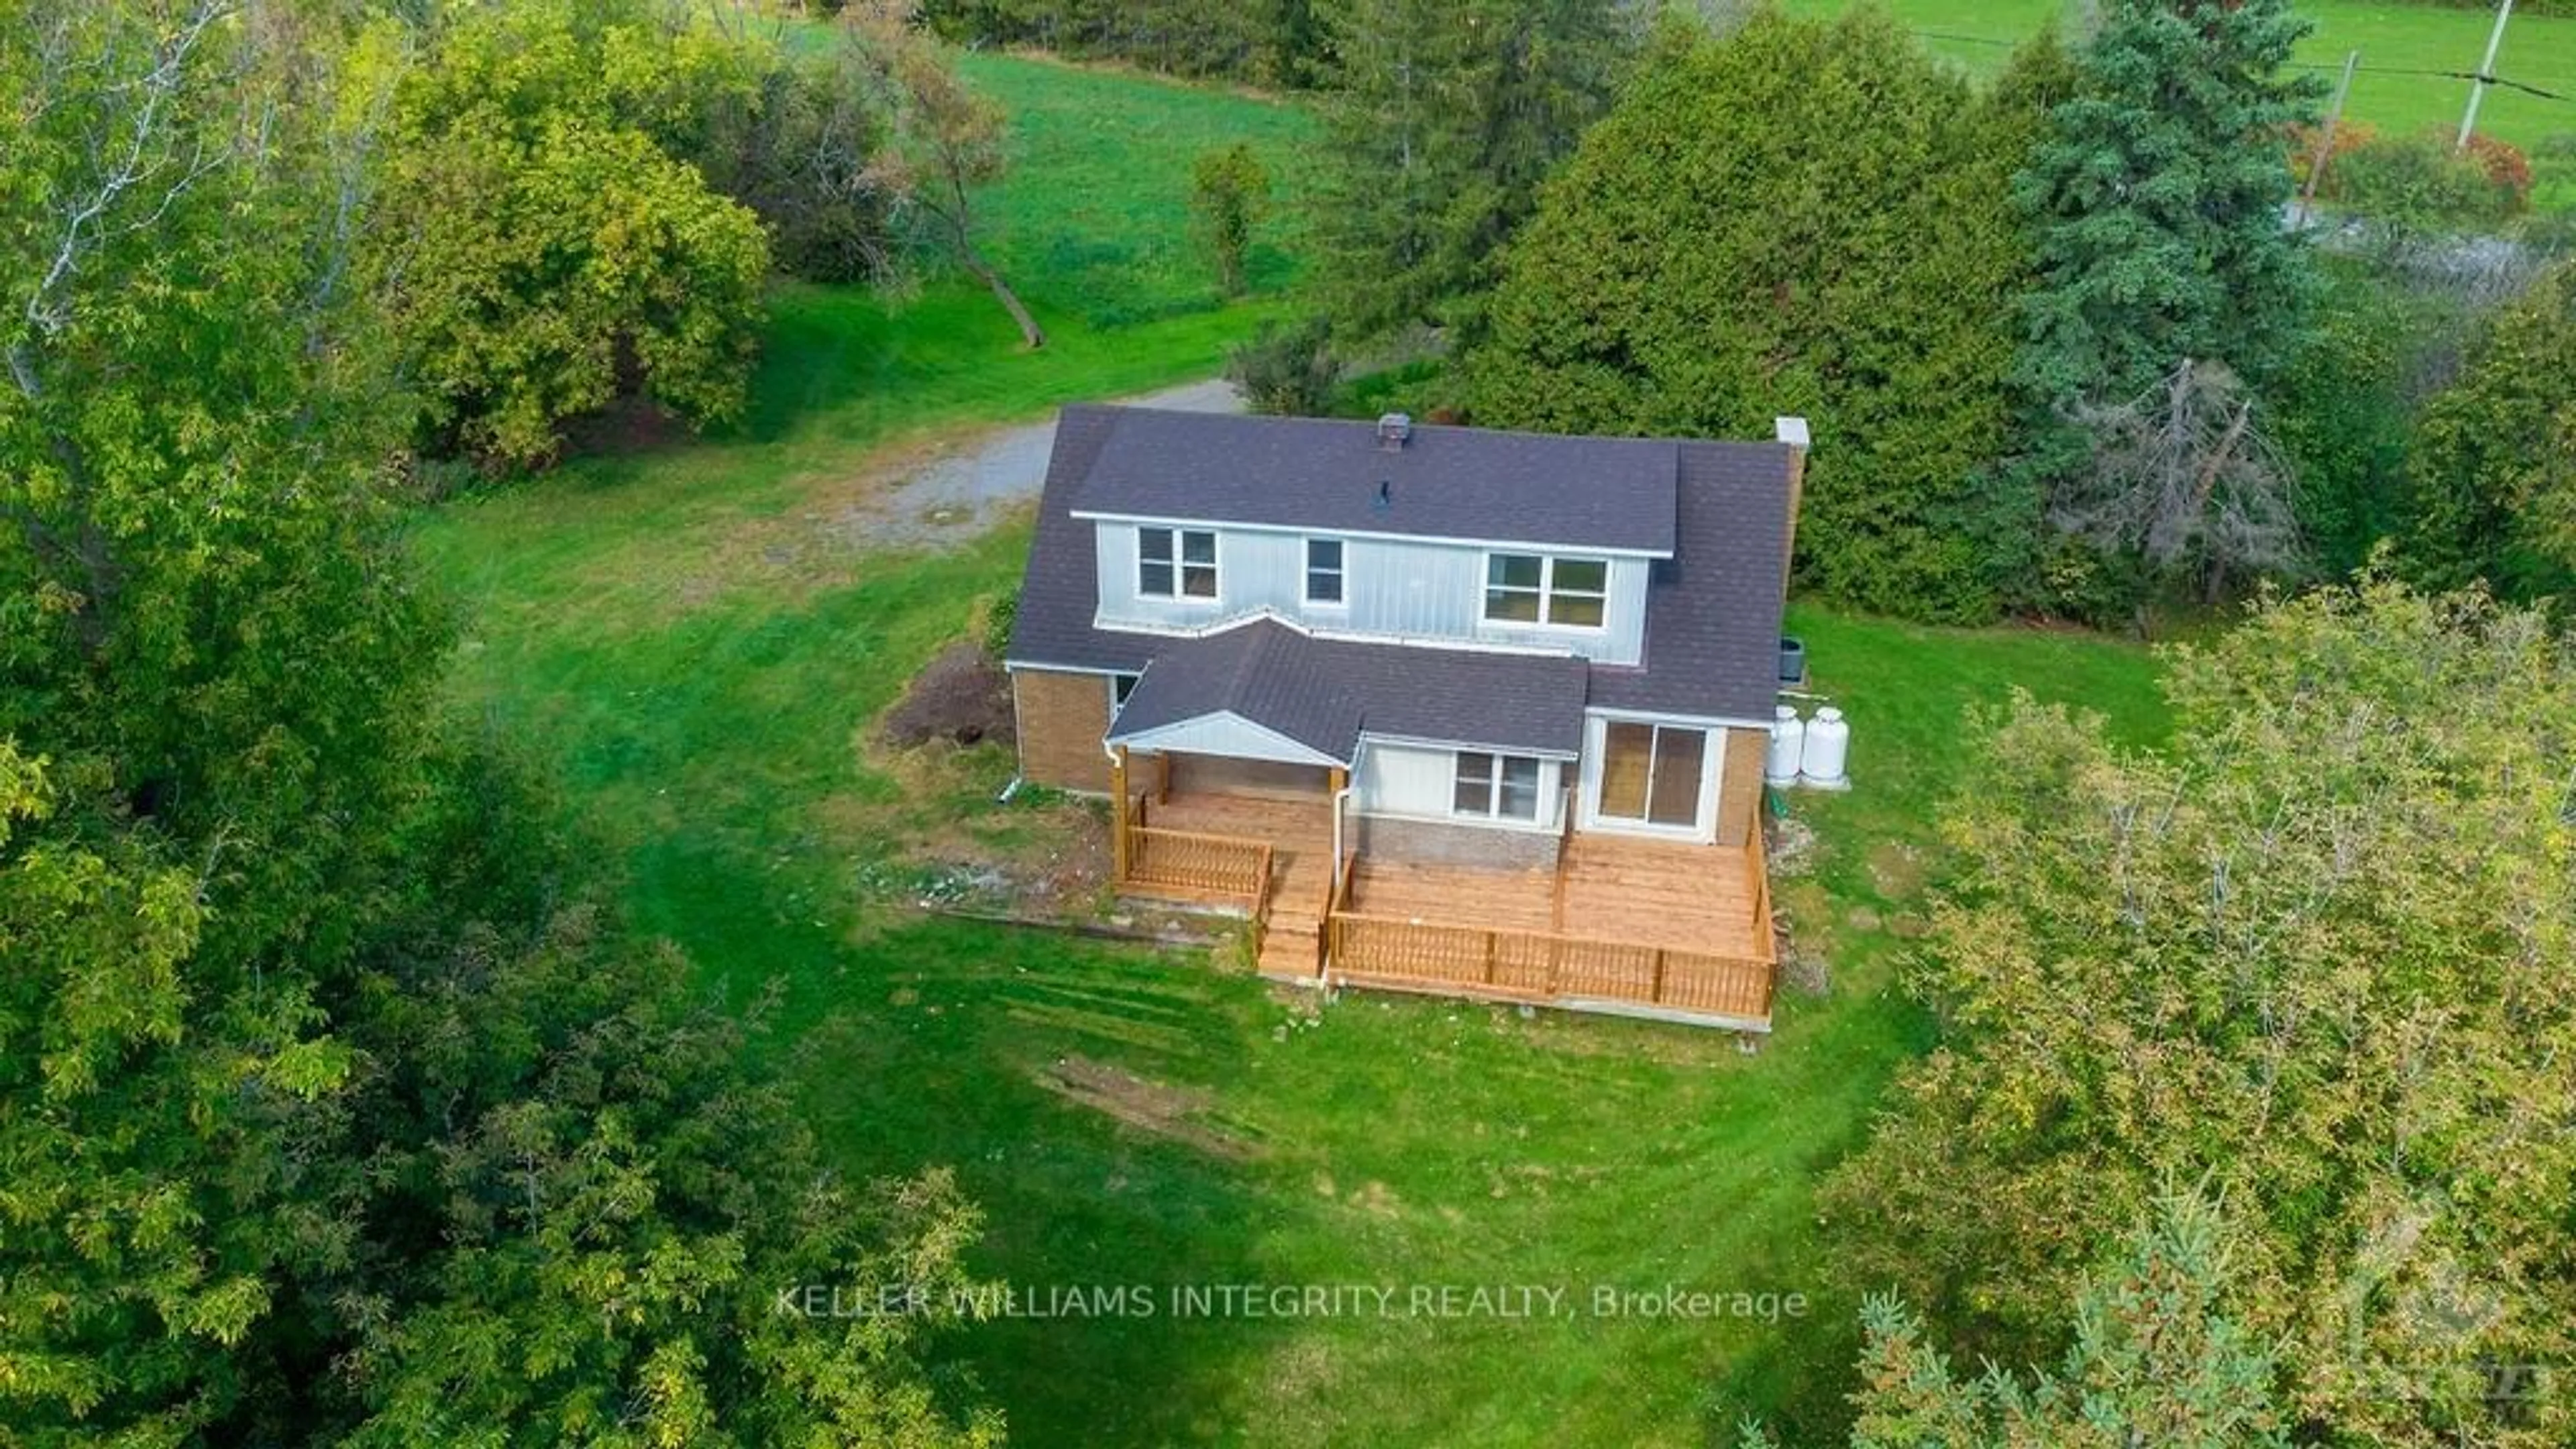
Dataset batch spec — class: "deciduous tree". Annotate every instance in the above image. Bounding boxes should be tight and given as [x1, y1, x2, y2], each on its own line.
[1823, 582, 2576, 1448]
[1191, 142, 1271, 297]
[3, 9, 1000, 1445]
[381, 1, 771, 469]
[841, 0, 1045, 349]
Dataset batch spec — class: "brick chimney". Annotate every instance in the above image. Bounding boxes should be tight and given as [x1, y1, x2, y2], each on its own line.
[1774, 417, 1809, 600]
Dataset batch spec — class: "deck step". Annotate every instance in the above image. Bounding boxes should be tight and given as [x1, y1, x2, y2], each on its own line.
[1256, 925, 1324, 979]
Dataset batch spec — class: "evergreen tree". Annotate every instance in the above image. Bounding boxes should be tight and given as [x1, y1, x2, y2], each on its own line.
[1465, 11, 2053, 622]
[2399, 258, 2576, 603]
[2015, 0, 2324, 415]
[1311, 0, 1641, 341]
[1845, 1189, 2288, 1449]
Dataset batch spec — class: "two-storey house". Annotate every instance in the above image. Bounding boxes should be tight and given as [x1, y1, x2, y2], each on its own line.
[1006, 405, 1805, 1030]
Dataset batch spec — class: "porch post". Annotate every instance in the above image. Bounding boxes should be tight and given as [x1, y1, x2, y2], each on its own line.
[1156, 752, 1172, 804]
[1110, 745, 1132, 883]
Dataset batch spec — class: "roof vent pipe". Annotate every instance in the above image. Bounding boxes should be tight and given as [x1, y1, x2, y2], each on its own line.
[1376, 412, 1411, 450]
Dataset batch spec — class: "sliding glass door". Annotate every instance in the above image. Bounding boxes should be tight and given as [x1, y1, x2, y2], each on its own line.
[1593, 720, 1707, 831]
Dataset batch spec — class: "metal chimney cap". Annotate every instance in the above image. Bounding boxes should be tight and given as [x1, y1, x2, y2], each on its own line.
[1375, 412, 1413, 448]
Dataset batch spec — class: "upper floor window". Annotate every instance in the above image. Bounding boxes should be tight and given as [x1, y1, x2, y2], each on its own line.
[1304, 537, 1344, 604]
[1484, 553, 1607, 628]
[1139, 527, 1217, 600]
[1453, 751, 1543, 822]
[1110, 672, 1140, 714]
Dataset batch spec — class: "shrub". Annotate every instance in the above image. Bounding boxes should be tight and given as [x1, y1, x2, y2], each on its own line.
[2287, 118, 2377, 199]
[2330, 129, 2525, 244]
[1226, 317, 1340, 416]
[2462, 130, 2535, 212]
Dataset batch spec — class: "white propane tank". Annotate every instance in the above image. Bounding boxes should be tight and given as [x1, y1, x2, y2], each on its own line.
[1800, 706, 1850, 790]
[1765, 704, 1805, 786]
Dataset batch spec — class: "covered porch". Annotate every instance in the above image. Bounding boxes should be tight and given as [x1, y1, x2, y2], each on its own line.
[1108, 751, 1344, 980]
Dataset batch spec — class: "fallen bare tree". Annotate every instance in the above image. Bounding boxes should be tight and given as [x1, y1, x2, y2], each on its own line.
[2053, 358, 2304, 605]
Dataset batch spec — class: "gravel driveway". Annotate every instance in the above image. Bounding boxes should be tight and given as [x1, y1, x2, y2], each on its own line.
[843, 377, 1242, 552]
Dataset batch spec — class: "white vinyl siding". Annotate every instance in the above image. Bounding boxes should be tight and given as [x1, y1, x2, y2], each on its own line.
[1357, 741, 1562, 830]
[1111, 711, 1340, 767]
[1094, 523, 1648, 663]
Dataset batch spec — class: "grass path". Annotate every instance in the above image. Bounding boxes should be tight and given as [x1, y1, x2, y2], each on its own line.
[1784, 0, 2576, 149]
[408, 49, 2178, 1448]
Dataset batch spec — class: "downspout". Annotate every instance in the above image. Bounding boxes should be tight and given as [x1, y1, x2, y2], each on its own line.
[1330, 769, 1356, 904]
[1328, 768, 1357, 983]
[1104, 738, 1128, 883]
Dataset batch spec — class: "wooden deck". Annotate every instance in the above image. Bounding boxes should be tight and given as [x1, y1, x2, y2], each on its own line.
[1337, 832, 1774, 1028]
[1346, 834, 1768, 961]
[1112, 784, 1777, 1030]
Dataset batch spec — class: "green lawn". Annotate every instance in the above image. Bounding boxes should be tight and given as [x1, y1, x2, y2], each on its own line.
[411, 49, 2174, 1448]
[1784, 0, 2576, 150]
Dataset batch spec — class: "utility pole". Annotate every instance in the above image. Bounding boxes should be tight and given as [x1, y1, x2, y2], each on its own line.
[2296, 50, 2361, 228]
[2457, 0, 2516, 150]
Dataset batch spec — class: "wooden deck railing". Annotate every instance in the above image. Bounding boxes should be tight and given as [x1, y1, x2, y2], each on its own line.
[1121, 796, 1275, 911]
[1325, 827, 1780, 1024]
[1326, 914, 1774, 1022]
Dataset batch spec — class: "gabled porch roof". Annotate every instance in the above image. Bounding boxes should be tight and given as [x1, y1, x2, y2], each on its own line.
[1102, 618, 1589, 765]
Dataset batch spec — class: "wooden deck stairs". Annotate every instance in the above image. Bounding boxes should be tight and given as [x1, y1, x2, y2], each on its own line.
[1252, 846, 1330, 980]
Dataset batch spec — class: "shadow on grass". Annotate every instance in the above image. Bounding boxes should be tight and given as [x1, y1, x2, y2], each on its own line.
[629, 820, 1301, 1440]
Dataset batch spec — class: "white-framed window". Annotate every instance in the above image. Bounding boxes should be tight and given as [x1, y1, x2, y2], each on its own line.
[1452, 751, 1543, 822]
[1110, 672, 1140, 715]
[1483, 553, 1607, 628]
[1304, 537, 1345, 605]
[1138, 527, 1217, 600]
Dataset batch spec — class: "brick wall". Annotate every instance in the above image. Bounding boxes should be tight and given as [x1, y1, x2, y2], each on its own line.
[1012, 668, 1112, 793]
[1716, 726, 1766, 847]
[1355, 814, 1562, 872]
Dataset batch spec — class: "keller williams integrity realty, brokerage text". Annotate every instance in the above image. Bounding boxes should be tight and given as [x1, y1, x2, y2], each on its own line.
[774, 1281, 1815, 1324]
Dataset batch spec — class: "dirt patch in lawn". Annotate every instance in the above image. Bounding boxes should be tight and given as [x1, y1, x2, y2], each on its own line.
[1865, 839, 1928, 900]
[1035, 1055, 1264, 1161]
[881, 641, 1015, 749]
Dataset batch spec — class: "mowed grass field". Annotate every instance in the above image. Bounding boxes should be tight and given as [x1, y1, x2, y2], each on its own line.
[409, 48, 2173, 1448]
[1786, 0, 2576, 150]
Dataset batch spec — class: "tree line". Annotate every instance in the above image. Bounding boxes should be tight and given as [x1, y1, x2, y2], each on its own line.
[1248, 0, 2574, 628]
[117, 0, 1044, 478]
[1, 3, 1005, 1442]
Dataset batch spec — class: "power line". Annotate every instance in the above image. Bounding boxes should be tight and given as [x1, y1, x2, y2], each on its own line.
[1892, 27, 2571, 106]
